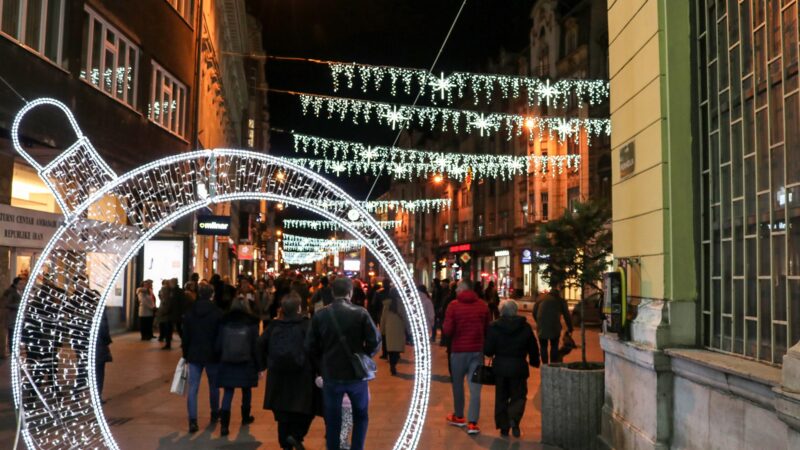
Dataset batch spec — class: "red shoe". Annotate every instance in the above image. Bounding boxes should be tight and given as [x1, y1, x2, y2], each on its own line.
[467, 422, 480, 435]
[446, 414, 466, 427]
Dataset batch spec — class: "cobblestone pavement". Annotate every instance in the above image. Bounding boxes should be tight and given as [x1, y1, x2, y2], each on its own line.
[0, 321, 603, 449]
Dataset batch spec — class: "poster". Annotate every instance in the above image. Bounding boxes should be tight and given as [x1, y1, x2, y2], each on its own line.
[143, 240, 184, 292]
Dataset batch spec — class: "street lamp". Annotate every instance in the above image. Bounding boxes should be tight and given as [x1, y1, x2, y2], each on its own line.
[432, 174, 444, 184]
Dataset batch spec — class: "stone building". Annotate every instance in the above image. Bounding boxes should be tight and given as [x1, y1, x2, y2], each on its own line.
[0, 0, 265, 331]
[602, 0, 799, 448]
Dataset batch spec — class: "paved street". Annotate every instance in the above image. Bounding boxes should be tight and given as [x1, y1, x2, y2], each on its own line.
[0, 322, 602, 449]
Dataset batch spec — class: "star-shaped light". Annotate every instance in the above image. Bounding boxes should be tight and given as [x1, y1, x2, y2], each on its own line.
[428, 72, 455, 101]
[535, 79, 558, 107]
[469, 113, 494, 137]
[382, 106, 409, 130]
[331, 162, 347, 175]
[434, 156, 449, 170]
[391, 163, 408, 176]
[554, 119, 576, 141]
[363, 146, 379, 160]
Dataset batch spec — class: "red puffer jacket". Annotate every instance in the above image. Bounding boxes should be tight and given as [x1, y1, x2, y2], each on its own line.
[443, 289, 490, 353]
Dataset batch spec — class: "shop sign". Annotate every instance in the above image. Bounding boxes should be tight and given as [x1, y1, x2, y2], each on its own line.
[521, 248, 533, 264]
[620, 141, 635, 179]
[459, 252, 471, 264]
[197, 215, 231, 236]
[238, 244, 254, 260]
[0, 203, 61, 248]
[449, 243, 471, 253]
[494, 249, 510, 257]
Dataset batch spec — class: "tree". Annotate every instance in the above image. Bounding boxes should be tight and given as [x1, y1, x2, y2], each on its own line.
[533, 200, 611, 366]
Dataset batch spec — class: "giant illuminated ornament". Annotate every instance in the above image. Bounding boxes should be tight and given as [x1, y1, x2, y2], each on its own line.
[9, 99, 431, 450]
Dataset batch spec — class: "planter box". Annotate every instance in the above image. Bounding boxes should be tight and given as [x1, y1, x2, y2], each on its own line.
[541, 362, 605, 449]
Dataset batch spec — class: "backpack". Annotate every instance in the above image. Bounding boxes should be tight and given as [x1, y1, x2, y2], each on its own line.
[267, 323, 306, 371]
[220, 323, 252, 363]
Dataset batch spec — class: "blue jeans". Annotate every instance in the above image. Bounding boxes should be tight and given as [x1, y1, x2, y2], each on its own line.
[222, 387, 251, 411]
[450, 351, 483, 423]
[187, 363, 219, 420]
[323, 380, 370, 450]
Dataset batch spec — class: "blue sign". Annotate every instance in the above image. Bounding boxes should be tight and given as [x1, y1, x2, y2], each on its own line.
[521, 248, 533, 264]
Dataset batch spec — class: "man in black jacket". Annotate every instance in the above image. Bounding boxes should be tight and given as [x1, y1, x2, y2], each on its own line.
[306, 277, 380, 450]
[182, 283, 223, 432]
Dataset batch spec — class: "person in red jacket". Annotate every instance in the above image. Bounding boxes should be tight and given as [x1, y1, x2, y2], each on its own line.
[442, 280, 490, 435]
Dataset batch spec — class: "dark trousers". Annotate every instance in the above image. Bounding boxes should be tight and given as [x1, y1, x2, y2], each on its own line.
[159, 321, 174, 346]
[7, 327, 13, 354]
[139, 316, 154, 340]
[494, 376, 528, 430]
[381, 335, 387, 358]
[221, 387, 252, 412]
[175, 319, 183, 338]
[388, 352, 400, 373]
[274, 411, 314, 449]
[539, 337, 559, 364]
[96, 362, 107, 398]
[323, 380, 369, 450]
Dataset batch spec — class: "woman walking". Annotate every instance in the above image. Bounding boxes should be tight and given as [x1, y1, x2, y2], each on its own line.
[216, 296, 260, 436]
[137, 280, 156, 340]
[380, 287, 406, 376]
[483, 300, 540, 437]
[259, 292, 321, 449]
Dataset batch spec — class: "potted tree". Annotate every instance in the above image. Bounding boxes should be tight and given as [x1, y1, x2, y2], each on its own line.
[533, 200, 611, 450]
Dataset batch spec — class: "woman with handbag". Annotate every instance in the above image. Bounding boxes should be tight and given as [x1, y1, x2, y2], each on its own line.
[380, 287, 406, 376]
[483, 300, 540, 438]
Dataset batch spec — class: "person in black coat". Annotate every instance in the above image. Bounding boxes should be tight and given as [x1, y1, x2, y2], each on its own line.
[259, 291, 322, 450]
[483, 299, 540, 438]
[95, 307, 113, 402]
[216, 296, 260, 436]
[182, 283, 223, 433]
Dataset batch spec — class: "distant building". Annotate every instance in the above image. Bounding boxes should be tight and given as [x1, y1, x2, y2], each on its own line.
[382, 0, 610, 301]
[0, 0, 267, 328]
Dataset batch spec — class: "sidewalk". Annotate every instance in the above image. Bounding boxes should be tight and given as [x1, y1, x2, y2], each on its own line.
[0, 321, 603, 449]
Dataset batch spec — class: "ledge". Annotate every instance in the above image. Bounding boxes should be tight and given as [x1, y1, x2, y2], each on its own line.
[600, 333, 671, 372]
[666, 348, 781, 412]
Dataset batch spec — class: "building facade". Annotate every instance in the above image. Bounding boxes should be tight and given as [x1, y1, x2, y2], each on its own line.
[602, 0, 799, 448]
[0, 0, 266, 332]
[384, 0, 611, 301]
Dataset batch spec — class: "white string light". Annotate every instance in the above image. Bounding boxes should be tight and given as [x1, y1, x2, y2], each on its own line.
[282, 233, 364, 253]
[10, 99, 431, 450]
[284, 219, 401, 231]
[282, 250, 328, 265]
[328, 62, 610, 108]
[291, 133, 580, 180]
[315, 198, 451, 214]
[298, 93, 611, 142]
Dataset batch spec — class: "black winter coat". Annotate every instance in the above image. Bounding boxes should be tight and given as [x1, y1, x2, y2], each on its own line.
[483, 316, 540, 379]
[259, 318, 322, 416]
[306, 299, 381, 383]
[182, 299, 223, 364]
[216, 310, 259, 388]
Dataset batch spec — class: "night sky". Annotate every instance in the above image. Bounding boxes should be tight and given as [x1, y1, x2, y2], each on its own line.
[251, 0, 536, 195]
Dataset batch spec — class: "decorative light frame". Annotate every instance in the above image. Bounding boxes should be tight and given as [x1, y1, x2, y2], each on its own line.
[9, 99, 431, 450]
[283, 219, 402, 231]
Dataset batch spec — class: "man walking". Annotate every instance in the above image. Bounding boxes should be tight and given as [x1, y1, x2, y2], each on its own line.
[182, 283, 223, 433]
[443, 280, 490, 435]
[306, 278, 381, 450]
[533, 288, 573, 364]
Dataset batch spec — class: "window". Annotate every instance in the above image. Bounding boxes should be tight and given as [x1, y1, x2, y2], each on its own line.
[564, 21, 579, 55]
[149, 62, 188, 138]
[477, 214, 484, 237]
[696, 0, 798, 364]
[541, 192, 549, 221]
[568, 187, 580, 212]
[461, 221, 469, 241]
[499, 211, 509, 234]
[81, 7, 139, 108]
[444, 224, 449, 243]
[165, 0, 194, 23]
[247, 119, 255, 148]
[0, 0, 65, 65]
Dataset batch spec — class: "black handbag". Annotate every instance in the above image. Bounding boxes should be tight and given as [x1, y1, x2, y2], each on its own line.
[471, 360, 495, 385]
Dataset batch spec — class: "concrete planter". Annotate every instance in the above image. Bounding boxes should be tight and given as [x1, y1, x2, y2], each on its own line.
[541, 362, 605, 449]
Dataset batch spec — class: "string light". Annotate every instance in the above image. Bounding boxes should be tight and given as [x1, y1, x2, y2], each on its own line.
[316, 198, 451, 214]
[290, 133, 580, 180]
[10, 98, 431, 450]
[283, 233, 364, 253]
[284, 219, 401, 231]
[298, 93, 611, 142]
[328, 61, 610, 108]
[282, 251, 328, 265]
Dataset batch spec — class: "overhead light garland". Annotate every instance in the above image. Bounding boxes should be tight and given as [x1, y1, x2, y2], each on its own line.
[282, 250, 328, 265]
[326, 62, 609, 108]
[284, 219, 402, 231]
[282, 233, 364, 253]
[291, 133, 580, 180]
[297, 92, 611, 142]
[314, 198, 451, 214]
